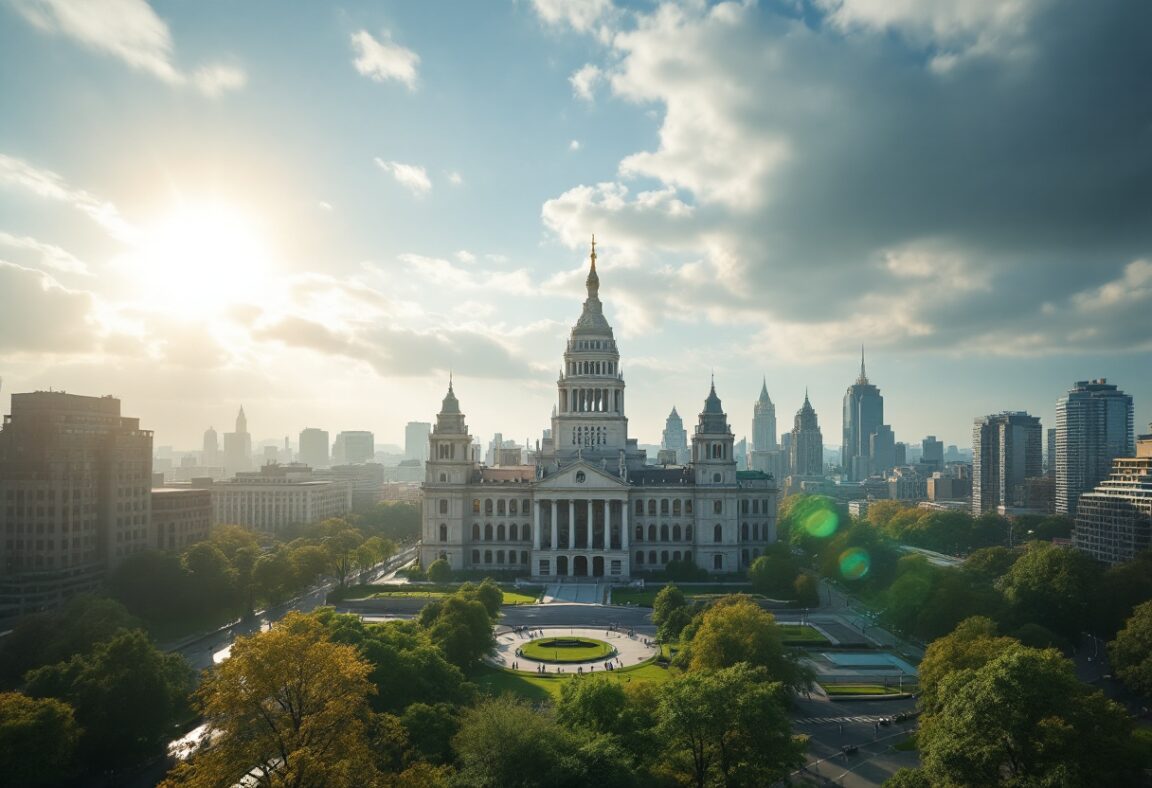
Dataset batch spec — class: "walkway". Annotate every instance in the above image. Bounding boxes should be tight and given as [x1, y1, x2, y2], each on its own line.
[487, 625, 659, 674]
[542, 583, 606, 604]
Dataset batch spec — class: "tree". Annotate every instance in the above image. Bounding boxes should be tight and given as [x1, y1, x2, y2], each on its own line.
[289, 542, 330, 589]
[163, 612, 384, 788]
[0, 692, 80, 786]
[917, 616, 1018, 712]
[1110, 599, 1152, 696]
[793, 573, 820, 608]
[996, 542, 1101, 642]
[419, 595, 495, 669]
[25, 628, 192, 771]
[182, 541, 238, 610]
[400, 702, 459, 765]
[883, 768, 932, 787]
[748, 543, 799, 597]
[459, 578, 503, 620]
[680, 596, 807, 689]
[652, 584, 689, 641]
[866, 499, 915, 530]
[106, 549, 190, 621]
[452, 695, 583, 788]
[962, 546, 1019, 581]
[557, 674, 628, 734]
[918, 645, 1139, 786]
[1091, 551, 1152, 639]
[426, 557, 452, 583]
[656, 663, 805, 788]
[252, 548, 294, 606]
[358, 501, 421, 543]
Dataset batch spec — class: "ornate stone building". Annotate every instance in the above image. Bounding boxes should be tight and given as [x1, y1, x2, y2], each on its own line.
[420, 242, 777, 579]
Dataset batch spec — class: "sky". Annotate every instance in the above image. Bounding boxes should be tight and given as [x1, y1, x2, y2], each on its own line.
[0, 0, 1149, 454]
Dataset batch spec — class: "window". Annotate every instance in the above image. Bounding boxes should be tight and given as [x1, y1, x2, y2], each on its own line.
[635, 525, 643, 541]
[485, 499, 493, 515]
[713, 554, 723, 570]
[713, 473, 722, 483]
[575, 471, 586, 483]
[647, 499, 656, 515]
[742, 549, 750, 567]
[439, 473, 447, 482]
[713, 500, 723, 514]
[440, 524, 448, 542]
[752, 500, 760, 514]
[471, 524, 480, 540]
[509, 523, 518, 540]
[497, 524, 506, 541]
[635, 551, 644, 565]
[523, 524, 532, 542]
[685, 550, 692, 563]
[509, 500, 518, 515]
[713, 524, 722, 542]
[741, 522, 749, 540]
[496, 550, 505, 564]
[484, 550, 492, 564]
[686, 500, 694, 514]
[661, 550, 669, 564]
[753, 523, 760, 540]
[741, 500, 749, 514]
[648, 525, 657, 542]
[439, 499, 448, 514]
[673, 500, 681, 515]
[686, 525, 693, 540]
[661, 499, 669, 515]
[635, 500, 643, 515]
[484, 524, 493, 540]
[649, 550, 657, 565]
[472, 499, 481, 514]
[660, 524, 669, 541]
[673, 524, 682, 541]
[471, 549, 480, 564]
[497, 500, 506, 515]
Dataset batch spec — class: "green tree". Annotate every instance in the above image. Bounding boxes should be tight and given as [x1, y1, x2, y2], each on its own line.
[0, 691, 81, 786]
[962, 545, 1019, 581]
[182, 541, 238, 610]
[358, 501, 422, 542]
[452, 695, 582, 788]
[1110, 599, 1152, 696]
[656, 663, 805, 788]
[680, 595, 807, 690]
[652, 584, 689, 641]
[426, 557, 452, 583]
[460, 578, 503, 619]
[1091, 551, 1152, 638]
[252, 548, 294, 606]
[25, 629, 192, 770]
[917, 616, 1018, 712]
[163, 612, 384, 788]
[866, 499, 915, 530]
[996, 542, 1101, 642]
[918, 645, 1139, 786]
[400, 702, 459, 765]
[747, 543, 799, 597]
[106, 549, 190, 621]
[883, 768, 932, 787]
[289, 542, 330, 588]
[419, 595, 495, 669]
[793, 573, 820, 608]
[557, 674, 628, 734]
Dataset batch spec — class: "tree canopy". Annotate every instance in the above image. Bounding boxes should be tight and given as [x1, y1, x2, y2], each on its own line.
[1110, 599, 1152, 696]
[0, 691, 81, 786]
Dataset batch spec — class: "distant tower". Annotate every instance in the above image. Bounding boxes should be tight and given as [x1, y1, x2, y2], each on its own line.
[752, 378, 777, 452]
[202, 426, 219, 466]
[972, 412, 1043, 515]
[791, 391, 824, 476]
[1056, 379, 1134, 516]
[299, 429, 330, 469]
[842, 348, 884, 480]
[236, 406, 247, 435]
[691, 379, 736, 487]
[662, 407, 689, 464]
[223, 406, 253, 474]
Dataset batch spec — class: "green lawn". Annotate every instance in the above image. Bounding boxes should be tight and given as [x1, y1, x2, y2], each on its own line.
[342, 582, 541, 606]
[520, 637, 614, 662]
[778, 624, 830, 644]
[472, 659, 678, 701]
[610, 585, 757, 608]
[821, 683, 918, 696]
[501, 590, 539, 605]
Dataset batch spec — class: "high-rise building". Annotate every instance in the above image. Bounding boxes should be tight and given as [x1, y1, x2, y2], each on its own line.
[1046, 428, 1056, 477]
[223, 406, 252, 474]
[661, 407, 689, 465]
[1074, 427, 1152, 565]
[151, 487, 213, 552]
[921, 436, 944, 470]
[842, 349, 884, 481]
[405, 421, 431, 463]
[972, 412, 1043, 515]
[299, 428, 330, 469]
[752, 378, 777, 452]
[1056, 379, 1134, 516]
[333, 431, 374, 465]
[870, 424, 897, 476]
[202, 426, 219, 466]
[0, 392, 153, 621]
[790, 392, 824, 477]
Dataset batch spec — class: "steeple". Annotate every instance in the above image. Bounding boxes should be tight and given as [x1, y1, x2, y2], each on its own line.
[236, 406, 247, 434]
[439, 378, 461, 415]
[585, 234, 599, 299]
[758, 376, 772, 405]
[856, 346, 869, 385]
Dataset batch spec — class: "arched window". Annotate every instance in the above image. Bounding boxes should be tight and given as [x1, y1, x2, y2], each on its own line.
[648, 525, 657, 542]
[673, 524, 682, 541]
[713, 554, 723, 570]
[742, 549, 749, 567]
[713, 473, 722, 483]
[485, 499, 493, 515]
[648, 550, 657, 565]
[635, 500, 643, 515]
[661, 499, 669, 514]
[471, 524, 480, 540]
[439, 473, 447, 482]
[635, 551, 644, 565]
[686, 525, 693, 540]
[713, 524, 722, 542]
[497, 500, 505, 515]
[647, 499, 656, 516]
[472, 549, 480, 564]
[520, 550, 528, 564]
[741, 522, 749, 541]
[635, 524, 643, 541]
[439, 524, 448, 542]
[660, 524, 669, 541]
[484, 524, 493, 541]
[523, 524, 532, 542]
[686, 500, 694, 514]
[673, 551, 681, 561]
[741, 500, 749, 514]
[713, 500, 723, 515]
[484, 550, 493, 564]
[439, 499, 448, 514]
[472, 499, 481, 514]
[753, 523, 759, 540]
[497, 524, 506, 541]
[497, 550, 505, 564]
[673, 500, 682, 515]
[685, 550, 693, 563]
[509, 523, 518, 541]
[660, 550, 669, 564]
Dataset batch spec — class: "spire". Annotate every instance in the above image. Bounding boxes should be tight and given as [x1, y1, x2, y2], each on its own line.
[758, 375, 772, 405]
[439, 378, 460, 415]
[585, 233, 600, 299]
[857, 346, 869, 385]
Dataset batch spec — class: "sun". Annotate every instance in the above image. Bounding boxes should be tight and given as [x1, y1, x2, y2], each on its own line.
[132, 201, 272, 315]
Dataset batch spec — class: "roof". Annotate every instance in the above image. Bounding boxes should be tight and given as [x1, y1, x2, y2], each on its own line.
[628, 467, 694, 485]
[472, 467, 534, 483]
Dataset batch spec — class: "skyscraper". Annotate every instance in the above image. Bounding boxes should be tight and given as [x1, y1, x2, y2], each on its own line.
[299, 428, 330, 469]
[791, 392, 824, 477]
[202, 426, 219, 466]
[752, 378, 777, 452]
[1074, 426, 1152, 565]
[921, 435, 944, 470]
[972, 412, 1043, 515]
[405, 421, 431, 463]
[223, 406, 252, 474]
[1056, 379, 1134, 516]
[333, 431, 374, 465]
[661, 407, 689, 464]
[842, 349, 884, 481]
[0, 392, 153, 621]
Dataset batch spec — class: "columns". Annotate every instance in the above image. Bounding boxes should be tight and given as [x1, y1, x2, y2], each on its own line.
[622, 500, 629, 550]
[533, 499, 542, 550]
[551, 500, 558, 551]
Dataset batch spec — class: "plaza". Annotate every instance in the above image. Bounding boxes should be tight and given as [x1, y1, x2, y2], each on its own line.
[487, 624, 659, 674]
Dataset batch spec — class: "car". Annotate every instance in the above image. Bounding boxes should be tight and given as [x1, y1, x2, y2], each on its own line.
[841, 745, 858, 755]
[878, 717, 892, 727]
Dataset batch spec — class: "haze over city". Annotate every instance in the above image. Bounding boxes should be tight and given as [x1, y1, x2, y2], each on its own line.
[2, 0, 1149, 451]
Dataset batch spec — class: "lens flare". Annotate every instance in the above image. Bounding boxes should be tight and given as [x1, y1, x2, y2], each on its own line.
[838, 547, 871, 580]
[799, 498, 840, 538]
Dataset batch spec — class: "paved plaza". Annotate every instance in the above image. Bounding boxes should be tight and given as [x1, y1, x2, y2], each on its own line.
[487, 625, 659, 673]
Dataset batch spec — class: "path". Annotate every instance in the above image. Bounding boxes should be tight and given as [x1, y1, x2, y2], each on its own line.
[542, 583, 607, 604]
[487, 625, 658, 674]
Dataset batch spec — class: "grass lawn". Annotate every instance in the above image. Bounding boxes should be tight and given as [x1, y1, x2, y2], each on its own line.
[611, 585, 757, 608]
[502, 590, 539, 605]
[778, 624, 830, 644]
[520, 637, 615, 662]
[472, 659, 678, 701]
[343, 582, 542, 605]
[821, 683, 918, 696]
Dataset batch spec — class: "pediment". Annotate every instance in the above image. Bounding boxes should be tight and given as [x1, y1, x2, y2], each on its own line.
[534, 461, 629, 492]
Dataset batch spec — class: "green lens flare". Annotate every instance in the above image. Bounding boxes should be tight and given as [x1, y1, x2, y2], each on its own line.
[839, 547, 871, 580]
[800, 499, 840, 538]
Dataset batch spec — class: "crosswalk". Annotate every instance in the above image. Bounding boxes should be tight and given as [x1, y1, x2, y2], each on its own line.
[793, 715, 887, 726]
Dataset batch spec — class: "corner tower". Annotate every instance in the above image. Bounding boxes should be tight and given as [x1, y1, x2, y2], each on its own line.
[692, 380, 736, 486]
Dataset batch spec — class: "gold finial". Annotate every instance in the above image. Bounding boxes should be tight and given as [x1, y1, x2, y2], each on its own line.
[590, 233, 597, 269]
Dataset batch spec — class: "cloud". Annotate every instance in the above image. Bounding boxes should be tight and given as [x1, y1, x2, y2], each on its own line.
[454, 250, 476, 263]
[569, 63, 602, 101]
[351, 29, 420, 90]
[569, 140, 582, 151]
[532, 0, 614, 33]
[447, 171, 464, 186]
[397, 253, 534, 295]
[9, 0, 245, 96]
[0, 261, 98, 354]
[0, 231, 90, 274]
[536, 0, 1152, 358]
[374, 158, 432, 196]
[0, 153, 136, 241]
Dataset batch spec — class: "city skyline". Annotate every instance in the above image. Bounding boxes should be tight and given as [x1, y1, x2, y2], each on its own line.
[1, 0, 1149, 452]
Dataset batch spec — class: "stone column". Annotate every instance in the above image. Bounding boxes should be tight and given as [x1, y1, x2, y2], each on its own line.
[551, 500, 558, 551]
[568, 499, 575, 549]
[533, 499, 542, 550]
[621, 500, 629, 550]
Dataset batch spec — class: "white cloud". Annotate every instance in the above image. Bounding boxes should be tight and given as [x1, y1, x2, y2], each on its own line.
[0, 153, 137, 242]
[374, 158, 432, 196]
[351, 30, 420, 90]
[569, 140, 582, 151]
[532, 0, 614, 33]
[318, 201, 334, 212]
[10, 0, 245, 96]
[447, 171, 464, 186]
[569, 63, 603, 101]
[0, 231, 90, 275]
[454, 250, 476, 263]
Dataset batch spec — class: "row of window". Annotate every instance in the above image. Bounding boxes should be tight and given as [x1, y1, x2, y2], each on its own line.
[451, 497, 775, 518]
[470, 549, 529, 565]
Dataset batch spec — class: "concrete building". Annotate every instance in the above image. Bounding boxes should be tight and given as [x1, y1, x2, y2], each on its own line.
[405, 422, 431, 463]
[193, 464, 352, 534]
[151, 487, 213, 551]
[790, 392, 824, 477]
[972, 412, 1043, 515]
[222, 407, 252, 474]
[0, 392, 152, 621]
[420, 242, 777, 578]
[888, 466, 927, 501]
[661, 407, 690, 465]
[842, 349, 885, 481]
[299, 428, 330, 469]
[202, 426, 219, 467]
[313, 463, 385, 510]
[333, 430, 374, 465]
[1074, 429, 1152, 565]
[921, 436, 944, 471]
[1056, 379, 1134, 516]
